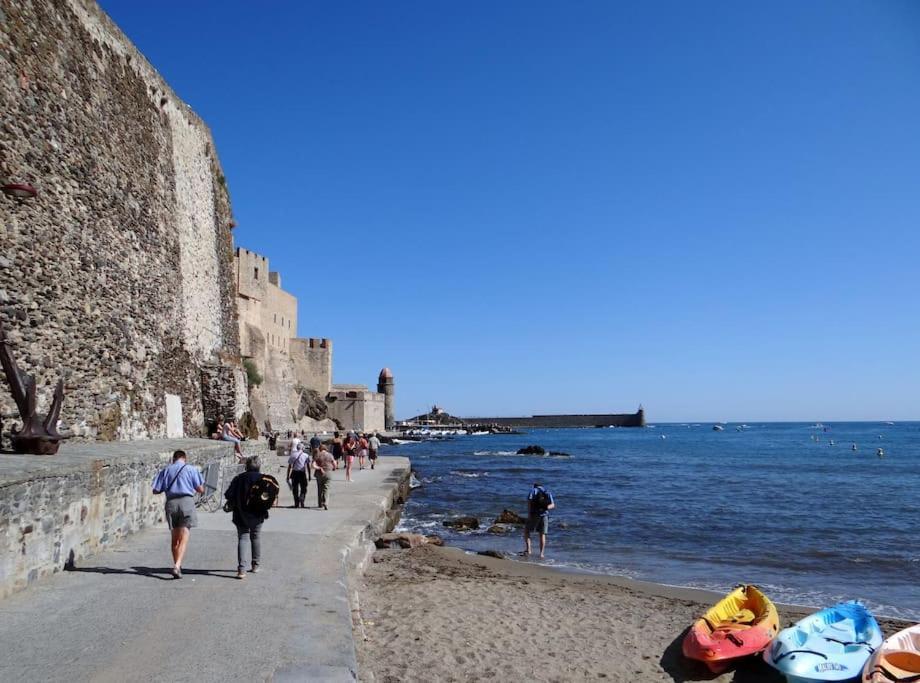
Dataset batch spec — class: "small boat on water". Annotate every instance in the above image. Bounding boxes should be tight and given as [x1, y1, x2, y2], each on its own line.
[713, 424, 725, 431]
[764, 601, 882, 683]
[682, 584, 779, 673]
[862, 623, 920, 682]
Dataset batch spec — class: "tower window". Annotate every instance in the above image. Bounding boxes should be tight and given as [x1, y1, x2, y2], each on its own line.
[254, 267, 259, 279]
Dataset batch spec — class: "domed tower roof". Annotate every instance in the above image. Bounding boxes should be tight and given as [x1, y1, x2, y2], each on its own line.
[378, 367, 393, 380]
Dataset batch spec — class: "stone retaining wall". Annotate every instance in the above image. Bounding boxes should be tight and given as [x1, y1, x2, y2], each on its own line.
[0, 440, 244, 599]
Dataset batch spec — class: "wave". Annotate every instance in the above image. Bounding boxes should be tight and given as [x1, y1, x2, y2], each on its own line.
[472, 450, 572, 458]
[450, 470, 488, 478]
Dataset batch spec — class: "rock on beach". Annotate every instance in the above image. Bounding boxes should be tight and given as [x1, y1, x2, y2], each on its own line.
[442, 516, 480, 530]
[494, 509, 525, 525]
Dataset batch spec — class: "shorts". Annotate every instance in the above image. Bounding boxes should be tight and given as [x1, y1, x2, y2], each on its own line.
[165, 496, 198, 529]
[222, 435, 241, 445]
[358, 449, 368, 458]
[368, 450, 378, 460]
[525, 515, 548, 534]
[346, 455, 355, 464]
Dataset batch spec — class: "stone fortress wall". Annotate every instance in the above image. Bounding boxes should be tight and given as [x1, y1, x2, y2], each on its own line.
[234, 247, 387, 434]
[0, 0, 247, 439]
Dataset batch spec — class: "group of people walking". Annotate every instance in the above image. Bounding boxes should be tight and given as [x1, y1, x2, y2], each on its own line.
[286, 430, 381, 508]
[152, 442, 558, 586]
[151, 430, 384, 580]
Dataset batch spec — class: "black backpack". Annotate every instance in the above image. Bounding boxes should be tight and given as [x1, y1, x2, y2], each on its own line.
[531, 488, 551, 513]
[244, 474, 280, 514]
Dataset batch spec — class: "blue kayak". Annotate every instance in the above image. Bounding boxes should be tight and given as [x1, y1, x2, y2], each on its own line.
[764, 601, 883, 683]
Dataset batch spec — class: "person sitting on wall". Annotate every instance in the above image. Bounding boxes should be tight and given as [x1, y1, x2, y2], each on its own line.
[211, 417, 225, 440]
[152, 450, 205, 579]
[221, 418, 244, 461]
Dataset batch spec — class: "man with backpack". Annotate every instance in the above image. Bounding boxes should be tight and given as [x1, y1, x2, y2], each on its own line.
[312, 444, 337, 510]
[224, 455, 279, 579]
[523, 481, 555, 559]
[152, 450, 205, 579]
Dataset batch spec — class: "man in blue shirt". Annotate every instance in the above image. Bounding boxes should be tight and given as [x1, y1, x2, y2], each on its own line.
[152, 450, 205, 579]
[523, 481, 555, 559]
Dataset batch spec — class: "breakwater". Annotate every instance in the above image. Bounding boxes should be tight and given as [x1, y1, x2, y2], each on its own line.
[463, 407, 645, 428]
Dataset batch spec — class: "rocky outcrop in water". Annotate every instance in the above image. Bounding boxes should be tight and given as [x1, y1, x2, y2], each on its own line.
[494, 509, 525, 525]
[517, 445, 546, 455]
[442, 516, 479, 531]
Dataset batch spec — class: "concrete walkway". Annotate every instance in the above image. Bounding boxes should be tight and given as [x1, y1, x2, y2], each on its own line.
[0, 453, 410, 683]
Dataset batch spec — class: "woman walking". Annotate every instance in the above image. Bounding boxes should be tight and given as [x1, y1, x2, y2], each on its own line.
[343, 432, 357, 481]
[357, 433, 369, 470]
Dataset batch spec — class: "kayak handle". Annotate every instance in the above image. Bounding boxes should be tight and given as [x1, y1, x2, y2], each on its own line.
[866, 665, 920, 682]
[773, 649, 828, 662]
[823, 637, 875, 652]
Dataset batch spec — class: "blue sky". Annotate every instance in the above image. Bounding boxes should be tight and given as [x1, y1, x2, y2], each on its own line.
[101, 1, 920, 421]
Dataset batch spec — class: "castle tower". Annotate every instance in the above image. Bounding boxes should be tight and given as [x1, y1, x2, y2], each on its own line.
[377, 368, 395, 430]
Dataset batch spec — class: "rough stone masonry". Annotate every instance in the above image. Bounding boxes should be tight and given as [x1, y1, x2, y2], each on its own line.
[0, 0, 248, 439]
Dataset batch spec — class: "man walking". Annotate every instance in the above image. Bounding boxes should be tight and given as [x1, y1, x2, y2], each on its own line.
[312, 444, 337, 510]
[224, 455, 271, 579]
[309, 432, 322, 454]
[523, 481, 555, 559]
[152, 450, 205, 579]
[368, 432, 381, 470]
[286, 443, 310, 508]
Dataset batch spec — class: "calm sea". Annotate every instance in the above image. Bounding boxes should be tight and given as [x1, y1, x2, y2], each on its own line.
[390, 422, 920, 620]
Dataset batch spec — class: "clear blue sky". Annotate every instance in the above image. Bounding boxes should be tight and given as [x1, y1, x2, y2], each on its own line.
[102, 1, 920, 422]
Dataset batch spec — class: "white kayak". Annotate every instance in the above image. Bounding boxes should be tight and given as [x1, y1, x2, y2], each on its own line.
[862, 624, 920, 682]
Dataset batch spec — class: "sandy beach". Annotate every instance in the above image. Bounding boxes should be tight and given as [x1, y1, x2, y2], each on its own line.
[354, 545, 907, 683]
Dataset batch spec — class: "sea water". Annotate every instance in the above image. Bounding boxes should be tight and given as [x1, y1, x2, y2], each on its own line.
[391, 422, 920, 620]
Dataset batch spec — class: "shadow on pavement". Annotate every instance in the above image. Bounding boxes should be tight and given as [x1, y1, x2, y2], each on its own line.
[66, 565, 239, 581]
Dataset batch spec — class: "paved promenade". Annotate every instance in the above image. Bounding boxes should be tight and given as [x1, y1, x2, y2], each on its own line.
[0, 453, 410, 683]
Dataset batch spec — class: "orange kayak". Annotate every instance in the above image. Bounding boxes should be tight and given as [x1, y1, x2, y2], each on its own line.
[682, 584, 780, 673]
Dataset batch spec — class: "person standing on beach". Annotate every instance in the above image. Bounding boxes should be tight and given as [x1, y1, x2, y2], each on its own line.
[151, 450, 205, 579]
[224, 455, 271, 579]
[368, 432, 380, 470]
[312, 444, 337, 510]
[286, 443, 310, 508]
[523, 481, 555, 559]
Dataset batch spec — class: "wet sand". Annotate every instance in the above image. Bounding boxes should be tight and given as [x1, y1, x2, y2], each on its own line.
[354, 545, 907, 683]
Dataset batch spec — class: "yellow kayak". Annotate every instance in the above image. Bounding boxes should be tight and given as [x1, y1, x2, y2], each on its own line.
[683, 584, 780, 673]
